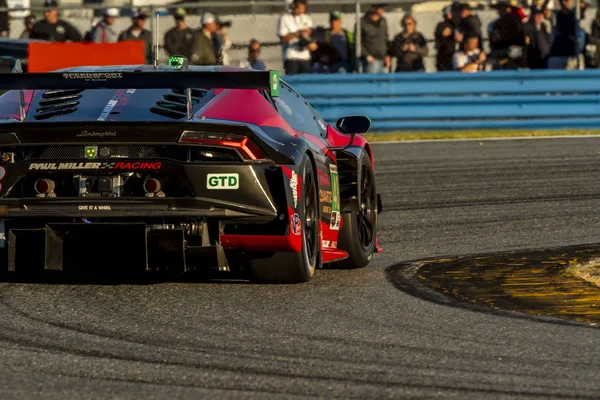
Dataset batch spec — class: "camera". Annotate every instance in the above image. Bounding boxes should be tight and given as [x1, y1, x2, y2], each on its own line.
[218, 20, 232, 28]
[298, 36, 311, 49]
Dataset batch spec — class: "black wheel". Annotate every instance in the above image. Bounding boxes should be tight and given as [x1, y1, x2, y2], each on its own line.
[248, 154, 321, 283]
[336, 150, 378, 269]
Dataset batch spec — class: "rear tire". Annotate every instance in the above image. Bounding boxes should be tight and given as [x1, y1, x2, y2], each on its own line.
[335, 150, 378, 269]
[248, 154, 321, 283]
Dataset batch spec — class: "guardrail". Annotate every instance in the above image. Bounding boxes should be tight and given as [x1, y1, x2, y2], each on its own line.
[284, 70, 600, 131]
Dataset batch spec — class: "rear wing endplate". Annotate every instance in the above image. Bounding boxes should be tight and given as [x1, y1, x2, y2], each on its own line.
[0, 69, 281, 97]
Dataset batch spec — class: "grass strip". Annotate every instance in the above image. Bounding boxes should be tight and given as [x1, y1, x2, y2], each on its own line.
[363, 129, 600, 142]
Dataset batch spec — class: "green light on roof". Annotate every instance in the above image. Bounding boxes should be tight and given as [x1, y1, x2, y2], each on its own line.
[169, 56, 187, 69]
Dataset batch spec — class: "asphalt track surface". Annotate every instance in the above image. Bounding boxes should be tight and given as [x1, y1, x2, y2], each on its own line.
[3, 138, 600, 399]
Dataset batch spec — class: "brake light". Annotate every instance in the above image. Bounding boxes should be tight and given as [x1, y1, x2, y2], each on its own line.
[179, 131, 265, 160]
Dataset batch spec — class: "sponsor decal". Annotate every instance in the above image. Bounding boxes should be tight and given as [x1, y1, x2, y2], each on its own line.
[291, 213, 301, 235]
[114, 161, 161, 170]
[78, 205, 112, 211]
[329, 164, 341, 231]
[269, 70, 280, 97]
[77, 130, 117, 137]
[62, 72, 123, 80]
[321, 240, 338, 249]
[318, 119, 326, 131]
[99, 147, 111, 157]
[290, 171, 298, 208]
[320, 189, 332, 204]
[102, 88, 136, 122]
[98, 88, 126, 121]
[330, 212, 340, 231]
[322, 240, 337, 249]
[1, 153, 15, 163]
[317, 170, 330, 187]
[28, 161, 161, 170]
[207, 173, 239, 189]
[320, 189, 332, 214]
[85, 146, 97, 159]
[56, 26, 65, 34]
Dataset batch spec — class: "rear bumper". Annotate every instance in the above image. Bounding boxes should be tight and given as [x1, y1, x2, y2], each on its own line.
[0, 197, 278, 218]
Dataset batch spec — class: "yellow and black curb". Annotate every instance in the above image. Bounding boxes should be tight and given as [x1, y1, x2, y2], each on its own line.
[386, 244, 600, 326]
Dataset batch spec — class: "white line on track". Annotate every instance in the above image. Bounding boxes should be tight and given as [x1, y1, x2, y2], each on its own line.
[370, 135, 600, 144]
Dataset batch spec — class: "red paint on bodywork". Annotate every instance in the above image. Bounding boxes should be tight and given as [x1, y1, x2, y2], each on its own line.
[322, 249, 349, 263]
[198, 89, 297, 136]
[282, 165, 293, 180]
[220, 205, 302, 252]
[326, 125, 373, 167]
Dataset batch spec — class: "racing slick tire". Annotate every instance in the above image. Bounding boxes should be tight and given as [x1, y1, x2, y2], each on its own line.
[335, 150, 378, 269]
[248, 154, 321, 283]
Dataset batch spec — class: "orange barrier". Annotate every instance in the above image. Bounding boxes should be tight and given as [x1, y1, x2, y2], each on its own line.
[28, 41, 146, 72]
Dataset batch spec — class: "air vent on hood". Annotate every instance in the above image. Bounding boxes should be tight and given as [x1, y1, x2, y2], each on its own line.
[150, 88, 211, 119]
[34, 89, 84, 120]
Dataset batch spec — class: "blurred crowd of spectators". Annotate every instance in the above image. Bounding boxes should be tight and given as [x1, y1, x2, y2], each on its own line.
[279, 0, 597, 74]
[0, 0, 266, 69]
[0, 0, 598, 74]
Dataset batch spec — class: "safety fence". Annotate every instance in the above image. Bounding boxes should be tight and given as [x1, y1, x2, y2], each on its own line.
[284, 70, 600, 131]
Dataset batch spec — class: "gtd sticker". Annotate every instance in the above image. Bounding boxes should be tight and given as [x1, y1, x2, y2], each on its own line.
[207, 173, 239, 189]
[291, 213, 301, 235]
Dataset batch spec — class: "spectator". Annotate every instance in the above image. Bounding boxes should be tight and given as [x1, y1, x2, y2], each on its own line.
[489, 0, 525, 69]
[590, 8, 600, 67]
[358, 4, 391, 73]
[29, 0, 82, 42]
[190, 12, 217, 66]
[19, 15, 36, 39]
[213, 17, 232, 65]
[546, 0, 584, 69]
[238, 39, 267, 70]
[434, 6, 457, 71]
[89, 8, 119, 44]
[119, 9, 152, 64]
[388, 15, 428, 72]
[312, 11, 357, 73]
[164, 8, 195, 59]
[453, 32, 486, 72]
[456, 2, 482, 46]
[277, 0, 316, 75]
[524, 7, 550, 69]
[0, 0, 8, 37]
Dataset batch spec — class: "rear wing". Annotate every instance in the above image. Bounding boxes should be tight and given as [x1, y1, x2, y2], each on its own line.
[0, 70, 281, 97]
[0, 63, 281, 121]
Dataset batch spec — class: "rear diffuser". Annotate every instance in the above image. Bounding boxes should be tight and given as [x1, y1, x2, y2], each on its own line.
[7, 223, 187, 274]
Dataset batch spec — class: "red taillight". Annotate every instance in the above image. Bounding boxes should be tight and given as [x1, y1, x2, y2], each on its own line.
[179, 131, 265, 160]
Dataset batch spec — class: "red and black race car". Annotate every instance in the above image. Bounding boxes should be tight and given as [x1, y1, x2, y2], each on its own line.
[0, 59, 381, 283]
